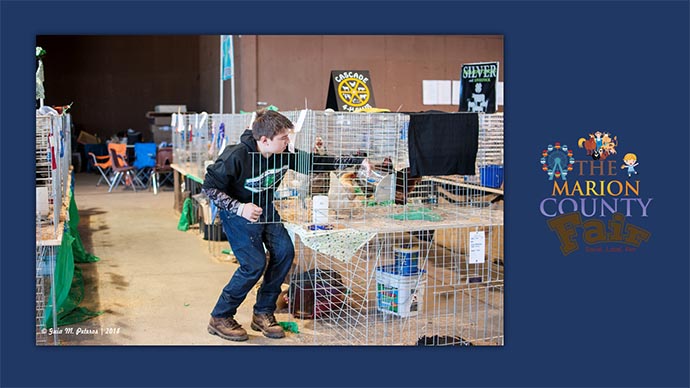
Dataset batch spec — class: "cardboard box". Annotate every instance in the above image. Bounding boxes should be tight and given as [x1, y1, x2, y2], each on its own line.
[435, 224, 504, 261]
[154, 116, 172, 126]
[150, 125, 172, 144]
[77, 131, 100, 144]
[155, 105, 187, 113]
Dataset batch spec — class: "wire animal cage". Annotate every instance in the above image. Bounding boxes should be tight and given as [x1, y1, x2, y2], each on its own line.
[264, 111, 504, 229]
[36, 112, 72, 345]
[237, 109, 504, 345]
[172, 112, 253, 180]
[171, 112, 255, 259]
[170, 109, 505, 345]
[288, 225, 503, 346]
[36, 113, 72, 233]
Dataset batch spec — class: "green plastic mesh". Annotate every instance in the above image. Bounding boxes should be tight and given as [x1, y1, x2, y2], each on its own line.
[69, 194, 100, 263]
[42, 192, 102, 328]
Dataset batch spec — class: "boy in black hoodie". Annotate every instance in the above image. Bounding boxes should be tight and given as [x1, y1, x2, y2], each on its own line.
[203, 110, 369, 341]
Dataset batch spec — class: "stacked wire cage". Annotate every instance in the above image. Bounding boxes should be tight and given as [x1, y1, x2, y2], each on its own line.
[171, 112, 255, 256]
[172, 112, 253, 179]
[260, 110, 504, 346]
[36, 112, 73, 345]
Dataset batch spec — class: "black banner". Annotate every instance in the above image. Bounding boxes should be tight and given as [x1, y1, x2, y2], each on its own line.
[325, 70, 376, 112]
[458, 62, 498, 113]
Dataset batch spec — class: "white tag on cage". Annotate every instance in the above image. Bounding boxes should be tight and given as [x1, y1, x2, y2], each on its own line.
[469, 231, 486, 264]
[36, 187, 49, 218]
[312, 195, 329, 225]
[199, 112, 208, 131]
[288, 109, 308, 153]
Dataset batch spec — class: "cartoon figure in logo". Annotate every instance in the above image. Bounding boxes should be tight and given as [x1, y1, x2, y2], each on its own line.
[593, 131, 604, 150]
[578, 135, 597, 156]
[601, 133, 617, 157]
[592, 147, 601, 160]
[595, 132, 617, 160]
[468, 82, 489, 113]
[620, 153, 639, 178]
[540, 142, 574, 181]
[578, 131, 617, 160]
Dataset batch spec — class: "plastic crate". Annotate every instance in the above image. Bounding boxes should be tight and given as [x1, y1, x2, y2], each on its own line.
[480, 165, 504, 188]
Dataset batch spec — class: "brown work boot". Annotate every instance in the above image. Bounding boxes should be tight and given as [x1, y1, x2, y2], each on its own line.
[250, 313, 286, 339]
[207, 316, 248, 341]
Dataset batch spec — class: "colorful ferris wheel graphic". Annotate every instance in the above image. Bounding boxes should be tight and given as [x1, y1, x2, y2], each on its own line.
[540, 142, 574, 181]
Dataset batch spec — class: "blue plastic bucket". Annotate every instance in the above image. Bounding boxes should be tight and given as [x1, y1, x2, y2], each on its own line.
[394, 246, 420, 275]
[480, 165, 504, 188]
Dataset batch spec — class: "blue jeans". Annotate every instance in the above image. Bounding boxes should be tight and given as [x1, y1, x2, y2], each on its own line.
[210, 208, 295, 318]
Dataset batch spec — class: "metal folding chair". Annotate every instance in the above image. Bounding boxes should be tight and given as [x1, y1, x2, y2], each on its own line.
[151, 147, 173, 195]
[133, 142, 157, 187]
[107, 144, 144, 192]
[87, 152, 112, 186]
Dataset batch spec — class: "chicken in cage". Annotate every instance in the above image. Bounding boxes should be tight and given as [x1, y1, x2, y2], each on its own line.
[250, 109, 504, 345]
[190, 108, 503, 345]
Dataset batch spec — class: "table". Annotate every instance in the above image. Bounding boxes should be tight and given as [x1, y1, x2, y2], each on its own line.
[170, 163, 204, 213]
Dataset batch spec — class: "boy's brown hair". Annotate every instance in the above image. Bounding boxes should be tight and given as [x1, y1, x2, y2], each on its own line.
[251, 110, 294, 140]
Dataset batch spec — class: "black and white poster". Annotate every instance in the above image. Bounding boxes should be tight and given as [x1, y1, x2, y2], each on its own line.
[459, 62, 499, 113]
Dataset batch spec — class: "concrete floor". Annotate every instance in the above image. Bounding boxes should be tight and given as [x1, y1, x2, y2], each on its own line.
[57, 172, 301, 346]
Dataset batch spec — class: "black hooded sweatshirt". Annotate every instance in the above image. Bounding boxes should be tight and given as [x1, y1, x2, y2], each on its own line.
[202, 129, 364, 219]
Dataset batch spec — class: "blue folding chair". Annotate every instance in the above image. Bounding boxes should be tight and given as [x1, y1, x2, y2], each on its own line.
[133, 142, 157, 188]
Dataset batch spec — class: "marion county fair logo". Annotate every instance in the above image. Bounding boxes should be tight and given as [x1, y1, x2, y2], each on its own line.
[538, 132, 652, 256]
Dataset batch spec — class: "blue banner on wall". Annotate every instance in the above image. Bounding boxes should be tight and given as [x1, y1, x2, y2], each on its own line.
[221, 35, 233, 81]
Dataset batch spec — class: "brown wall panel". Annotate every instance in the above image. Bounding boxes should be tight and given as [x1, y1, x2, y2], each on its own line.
[236, 35, 258, 113]
[255, 35, 325, 111]
[36, 35, 502, 142]
[199, 35, 220, 114]
[221, 35, 503, 114]
[321, 36, 388, 109]
[36, 35, 201, 141]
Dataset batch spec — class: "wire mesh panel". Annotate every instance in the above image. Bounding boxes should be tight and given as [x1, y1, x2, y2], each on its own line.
[172, 112, 254, 180]
[182, 109, 504, 345]
[36, 237, 59, 345]
[264, 110, 505, 345]
[36, 112, 71, 346]
[465, 112, 504, 187]
[35, 213, 50, 345]
[36, 114, 60, 232]
[36, 113, 72, 239]
[271, 111, 503, 229]
[286, 216, 503, 346]
[172, 112, 255, 260]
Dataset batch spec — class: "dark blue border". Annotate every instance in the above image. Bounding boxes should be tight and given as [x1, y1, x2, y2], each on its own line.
[2, 1, 688, 387]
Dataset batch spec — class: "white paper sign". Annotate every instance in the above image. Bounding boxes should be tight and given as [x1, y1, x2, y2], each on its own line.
[422, 80, 438, 105]
[469, 231, 486, 264]
[451, 80, 461, 105]
[422, 80, 451, 105]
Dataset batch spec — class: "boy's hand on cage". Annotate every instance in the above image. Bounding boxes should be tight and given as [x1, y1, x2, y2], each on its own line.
[240, 203, 263, 222]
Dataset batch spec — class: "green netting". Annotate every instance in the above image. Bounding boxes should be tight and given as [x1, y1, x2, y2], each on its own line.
[388, 207, 443, 222]
[43, 228, 75, 328]
[177, 197, 195, 231]
[69, 194, 100, 263]
[52, 265, 102, 326]
[43, 192, 103, 328]
[43, 222, 103, 328]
